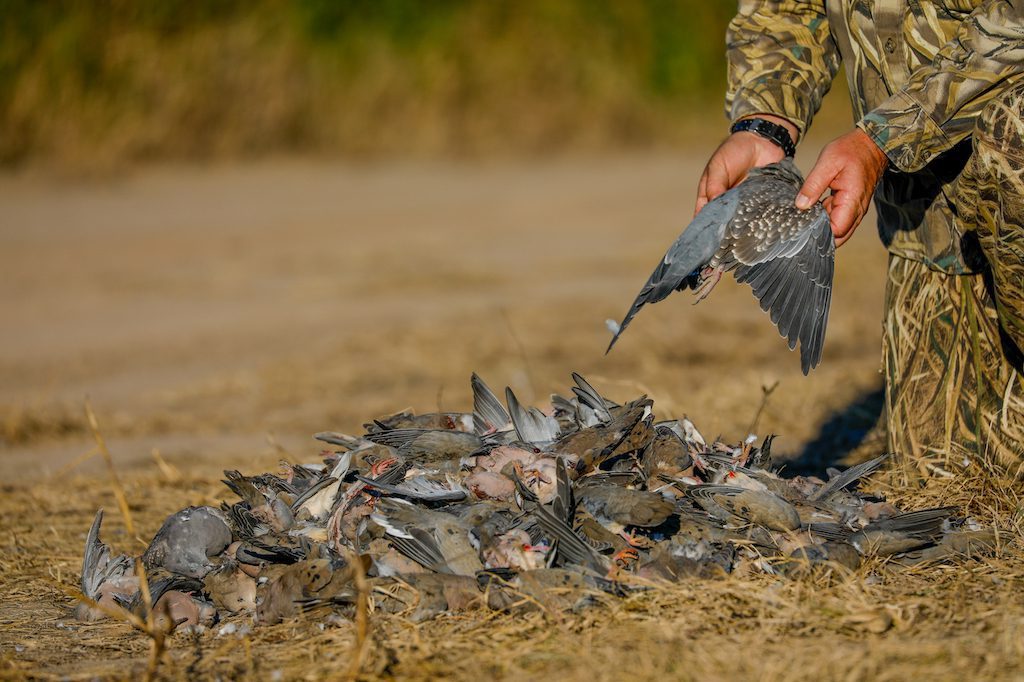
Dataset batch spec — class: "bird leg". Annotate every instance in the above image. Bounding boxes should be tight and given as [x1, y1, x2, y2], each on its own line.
[611, 547, 640, 566]
[512, 461, 548, 491]
[692, 265, 724, 303]
[619, 529, 656, 549]
[738, 442, 753, 467]
[369, 457, 399, 478]
[356, 457, 400, 509]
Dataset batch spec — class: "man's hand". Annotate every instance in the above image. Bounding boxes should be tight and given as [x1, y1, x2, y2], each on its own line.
[795, 128, 888, 247]
[695, 114, 798, 217]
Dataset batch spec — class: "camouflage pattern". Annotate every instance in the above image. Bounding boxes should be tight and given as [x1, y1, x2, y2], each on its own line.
[726, 2, 1024, 475]
[959, 82, 1024, 354]
[883, 258, 1024, 479]
[726, 0, 1024, 274]
[884, 83, 1024, 479]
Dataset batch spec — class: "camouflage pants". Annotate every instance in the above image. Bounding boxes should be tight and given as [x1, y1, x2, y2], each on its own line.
[884, 83, 1024, 479]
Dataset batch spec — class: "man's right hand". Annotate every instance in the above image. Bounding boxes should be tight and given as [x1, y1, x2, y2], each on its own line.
[694, 114, 799, 217]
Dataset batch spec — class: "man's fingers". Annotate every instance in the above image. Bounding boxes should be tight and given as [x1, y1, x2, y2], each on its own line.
[696, 166, 729, 215]
[695, 172, 710, 217]
[796, 158, 838, 210]
[826, 195, 859, 246]
[703, 167, 729, 206]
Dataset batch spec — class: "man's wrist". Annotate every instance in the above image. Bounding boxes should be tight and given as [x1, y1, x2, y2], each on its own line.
[852, 125, 890, 172]
[731, 117, 798, 158]
[736, 114, 799, 145]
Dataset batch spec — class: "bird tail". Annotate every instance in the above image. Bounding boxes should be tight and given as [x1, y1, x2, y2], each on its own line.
[605, 257, 700, 354]
[606, 192, 736, 353]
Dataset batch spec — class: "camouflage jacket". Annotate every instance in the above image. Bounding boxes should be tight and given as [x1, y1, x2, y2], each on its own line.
[725, 0, 1024, 273]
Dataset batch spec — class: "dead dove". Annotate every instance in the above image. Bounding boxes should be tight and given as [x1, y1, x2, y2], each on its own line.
[371, 573, 483, 622]
[363, 428, 489, 469]
[202, 560, 257, 614]
[688, 485, 801, 532]
[607, 159, 834, 374]
[74, 510, 139, 621]
[255, 557, 359, 625]
[142, 506, 233, 579]
[847, 506, 957, 556]
[371, 498, 484, 576]
[576, 484, 676, 543]
[126, 572, 216, 632]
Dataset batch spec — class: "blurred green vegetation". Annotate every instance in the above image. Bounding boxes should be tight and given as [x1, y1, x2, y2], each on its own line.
[0, 1, 740, 168]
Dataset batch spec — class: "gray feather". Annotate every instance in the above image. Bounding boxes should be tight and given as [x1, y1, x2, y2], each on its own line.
[471, 373, 510, 435]
[609, 159, 834, 373]
[570, 372, 615, 423]
[506, 387, 561, 444]
[607, 189, 739, 352]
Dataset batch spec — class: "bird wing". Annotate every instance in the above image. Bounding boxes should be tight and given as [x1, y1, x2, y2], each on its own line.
[354, 474, 467, 503]
[606, 189, 740, 352]
[81, 510, 135, 601]
[505, 387, 561, 444]
[363, 428, 423, 449]
[808, 454, 889, 502]
[866, 506, 957, 535]
[471, 373, 511, 435]
[570, 372, 615, 423]
[730, 198, 834, 374]
[512, 472, 606, 573]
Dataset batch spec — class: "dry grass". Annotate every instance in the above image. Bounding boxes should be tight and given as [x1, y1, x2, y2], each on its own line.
[1, 448, 1021, 681]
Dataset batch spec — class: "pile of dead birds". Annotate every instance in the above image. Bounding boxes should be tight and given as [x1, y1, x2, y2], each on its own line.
[75, 373, 998, 631]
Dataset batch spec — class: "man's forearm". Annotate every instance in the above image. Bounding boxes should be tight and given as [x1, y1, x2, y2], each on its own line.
[725, 0, 839, 139]
[858, 0, 1024, 173]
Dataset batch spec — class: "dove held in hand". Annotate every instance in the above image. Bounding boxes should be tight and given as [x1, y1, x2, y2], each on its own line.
[608, 159, 834, 374]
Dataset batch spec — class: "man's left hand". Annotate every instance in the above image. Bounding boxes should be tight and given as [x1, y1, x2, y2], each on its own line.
[795, 128, 889, 247]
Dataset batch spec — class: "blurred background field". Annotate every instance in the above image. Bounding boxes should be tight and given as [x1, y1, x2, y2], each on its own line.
[1, 0, 853, 171]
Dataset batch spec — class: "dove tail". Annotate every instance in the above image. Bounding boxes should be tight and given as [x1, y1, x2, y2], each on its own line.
[605, 298, 645, 354]
[80, 509, 107, 596]
[606, 193, 735, 354]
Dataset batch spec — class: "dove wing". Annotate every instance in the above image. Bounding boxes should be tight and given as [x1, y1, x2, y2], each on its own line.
[471, 373, 511, 435]
[505, 387, 561, 444]
[607, 189, 740, 352]
[388, 528, 455, 574]
[570, 372, 615, 423]
[354, 474, 467, 503]
[866, 506, 957, 535]
[731, 201, 834, 374]
[808, 454, 889, 502]
[81, 510, 112, 597]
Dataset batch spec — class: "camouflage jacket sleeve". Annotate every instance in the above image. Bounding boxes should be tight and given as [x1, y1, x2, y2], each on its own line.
[725, 0, 841, 138]
[858, 0, 1024, 173]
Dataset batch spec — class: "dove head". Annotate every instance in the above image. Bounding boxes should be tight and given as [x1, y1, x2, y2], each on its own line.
[747, 158, 804, 187]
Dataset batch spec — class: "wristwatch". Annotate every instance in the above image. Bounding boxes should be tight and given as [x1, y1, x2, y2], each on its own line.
[730, 117, 797, 158]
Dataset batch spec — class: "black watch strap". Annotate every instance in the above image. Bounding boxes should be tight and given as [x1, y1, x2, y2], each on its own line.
[730, 117, 797, 158]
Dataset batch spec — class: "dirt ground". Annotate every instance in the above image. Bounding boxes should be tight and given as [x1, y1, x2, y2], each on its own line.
[1, 152, 1021, 680]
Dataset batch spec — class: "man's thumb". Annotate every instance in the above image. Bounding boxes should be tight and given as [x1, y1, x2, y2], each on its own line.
[795, 163, 834, 209]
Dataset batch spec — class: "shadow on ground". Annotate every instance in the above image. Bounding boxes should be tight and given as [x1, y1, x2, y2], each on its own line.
[783, 385, 886, 476]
